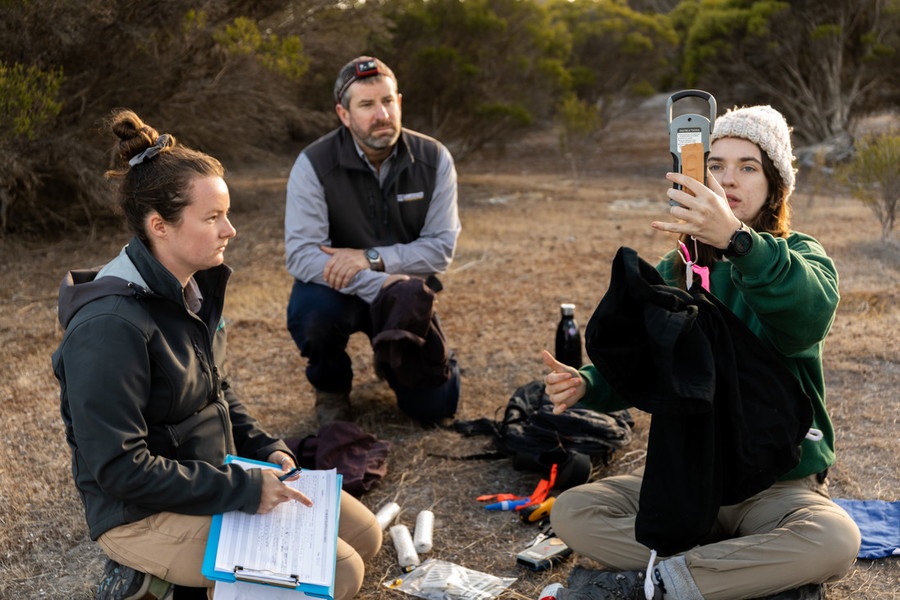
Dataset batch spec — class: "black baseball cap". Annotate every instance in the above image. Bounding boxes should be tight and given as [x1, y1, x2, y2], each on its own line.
[334, 56, 397, 104]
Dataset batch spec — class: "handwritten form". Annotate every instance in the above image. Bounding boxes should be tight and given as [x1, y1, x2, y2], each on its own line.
[213, 580, 320, 600]
[214, 459, 339, 588]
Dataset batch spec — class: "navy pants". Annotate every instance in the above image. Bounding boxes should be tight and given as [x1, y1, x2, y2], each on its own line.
[287, 280, 459, 424]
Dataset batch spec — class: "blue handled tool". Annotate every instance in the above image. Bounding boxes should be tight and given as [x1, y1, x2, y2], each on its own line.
[484, 498, 531, 511]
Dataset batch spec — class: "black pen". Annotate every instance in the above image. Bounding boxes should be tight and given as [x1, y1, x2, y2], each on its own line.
[278, 466, 301, 482]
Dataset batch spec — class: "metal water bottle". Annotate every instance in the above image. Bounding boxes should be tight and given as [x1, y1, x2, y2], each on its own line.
[555, 303, 582, 369]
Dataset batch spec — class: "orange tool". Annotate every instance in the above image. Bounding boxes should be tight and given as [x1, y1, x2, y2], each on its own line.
[476, 493, 524, 503]
[516, 464, 558, 511]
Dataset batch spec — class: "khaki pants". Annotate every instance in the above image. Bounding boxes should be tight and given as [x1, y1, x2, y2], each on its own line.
[99, 491, 381, 600]
[551, 469, 861, 599]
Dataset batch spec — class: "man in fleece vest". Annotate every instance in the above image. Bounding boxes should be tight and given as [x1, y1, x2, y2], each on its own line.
[284, 56, 462, 426]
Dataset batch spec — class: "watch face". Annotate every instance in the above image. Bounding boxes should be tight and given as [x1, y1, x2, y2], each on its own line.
[732, 230, 752, 255]
[366, 249, 379, 261]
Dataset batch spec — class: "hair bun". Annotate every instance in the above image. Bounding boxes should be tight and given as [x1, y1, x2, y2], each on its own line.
[109, 109, 162, 165]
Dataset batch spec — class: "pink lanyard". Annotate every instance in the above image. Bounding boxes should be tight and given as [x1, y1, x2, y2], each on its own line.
[678, 238, 710, 292]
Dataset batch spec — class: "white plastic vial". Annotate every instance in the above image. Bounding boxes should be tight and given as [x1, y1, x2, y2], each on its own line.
[374, 501, 401, 530]
[389, 524, 421, 570]
[413, 510, 434, 554]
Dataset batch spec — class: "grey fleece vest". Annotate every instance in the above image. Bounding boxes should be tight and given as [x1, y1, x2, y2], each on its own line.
[303, 127, 439, 248]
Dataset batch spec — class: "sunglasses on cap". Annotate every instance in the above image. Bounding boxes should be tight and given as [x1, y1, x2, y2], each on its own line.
[337, 59, 382, 103]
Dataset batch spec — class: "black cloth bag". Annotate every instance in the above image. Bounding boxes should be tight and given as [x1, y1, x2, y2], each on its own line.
[585, 247, 813, 555]
[370, 277, 452, 389]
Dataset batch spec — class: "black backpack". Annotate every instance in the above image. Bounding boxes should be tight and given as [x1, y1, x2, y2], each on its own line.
[455, 379, 633, 489]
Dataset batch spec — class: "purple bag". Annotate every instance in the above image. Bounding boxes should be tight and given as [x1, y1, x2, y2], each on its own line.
[288, 421, 391, 497]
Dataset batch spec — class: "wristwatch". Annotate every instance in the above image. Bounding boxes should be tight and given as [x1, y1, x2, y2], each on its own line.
[365, 248, 384, 271]
[725, 223, 753, 257]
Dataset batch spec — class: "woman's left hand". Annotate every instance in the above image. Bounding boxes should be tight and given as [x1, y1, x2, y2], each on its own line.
[651, 171, 741, 249]
[267, 451, 295, 471]
[258, 469, 313, 513]
[257, 450, 312, 514]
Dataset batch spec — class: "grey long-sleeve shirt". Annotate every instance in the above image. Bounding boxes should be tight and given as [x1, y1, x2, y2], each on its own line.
[284, 136, 461, 303]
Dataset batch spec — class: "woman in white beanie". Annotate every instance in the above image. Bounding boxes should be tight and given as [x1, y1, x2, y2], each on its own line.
[540, 105, 861, 600]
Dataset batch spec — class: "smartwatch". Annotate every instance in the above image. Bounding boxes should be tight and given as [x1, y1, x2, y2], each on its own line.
[725, 223, 753, 257]
[365, 248, 384, 271]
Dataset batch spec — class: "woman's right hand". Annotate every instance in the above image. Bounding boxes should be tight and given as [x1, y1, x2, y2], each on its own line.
[541, 350, 586, 414]
[257, 469, 313, 514]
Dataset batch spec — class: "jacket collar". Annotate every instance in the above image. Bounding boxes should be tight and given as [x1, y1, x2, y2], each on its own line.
[56, 235, 232, 328]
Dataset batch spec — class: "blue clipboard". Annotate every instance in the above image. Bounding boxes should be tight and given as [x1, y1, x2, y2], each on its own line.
[202, 455, 342, 599]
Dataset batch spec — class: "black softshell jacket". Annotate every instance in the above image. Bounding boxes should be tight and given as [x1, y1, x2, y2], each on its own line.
[585, 247, 813, 556]
[52, 236, 290, 540]
[370, 277, 452, 389]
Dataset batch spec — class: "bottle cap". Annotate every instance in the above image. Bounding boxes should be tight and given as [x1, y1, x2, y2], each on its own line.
[560, 303, 576, 316]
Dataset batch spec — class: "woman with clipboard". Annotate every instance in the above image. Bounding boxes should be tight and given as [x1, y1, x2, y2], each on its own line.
[52, 109, 381, 600]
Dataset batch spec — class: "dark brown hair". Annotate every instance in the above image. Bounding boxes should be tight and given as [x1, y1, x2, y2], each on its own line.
[674, 144, 792, 288]
[104, 109, 224, 244]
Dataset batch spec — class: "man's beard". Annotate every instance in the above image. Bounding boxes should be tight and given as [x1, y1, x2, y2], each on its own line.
[360, 121, 400, 150]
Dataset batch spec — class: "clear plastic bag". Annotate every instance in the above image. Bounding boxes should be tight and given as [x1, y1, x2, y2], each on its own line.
[384, 559, 517, 600]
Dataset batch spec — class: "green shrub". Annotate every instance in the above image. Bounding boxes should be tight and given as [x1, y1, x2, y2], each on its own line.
[558, 95, 601, 150]
[838, 131, 900, 241]
[0, 61, 63, 140]
[213, 16, 310, 82]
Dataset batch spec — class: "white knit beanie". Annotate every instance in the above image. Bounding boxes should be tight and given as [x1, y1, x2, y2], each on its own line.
[711, 105, 796, 198]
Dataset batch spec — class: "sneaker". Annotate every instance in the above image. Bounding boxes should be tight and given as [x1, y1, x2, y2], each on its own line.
[314, 390, 352, 425]
[565, 567, 664, 600]
[171, 585, 208, 599]
[96, 559, 173, 600]
[539, 583, 565, 600]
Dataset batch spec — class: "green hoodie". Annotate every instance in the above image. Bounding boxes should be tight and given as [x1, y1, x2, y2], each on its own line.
[578, 229, 839, 480]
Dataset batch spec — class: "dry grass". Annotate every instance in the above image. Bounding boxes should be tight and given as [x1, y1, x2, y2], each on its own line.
[1, 102, 898, 599]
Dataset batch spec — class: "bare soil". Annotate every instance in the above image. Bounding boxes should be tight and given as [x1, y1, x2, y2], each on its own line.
[1, 97, 898, 599]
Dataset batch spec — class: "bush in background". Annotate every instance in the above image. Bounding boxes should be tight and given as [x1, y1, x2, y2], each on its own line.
[0, 0, 898, 236]
[838, 131, 900, 241]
